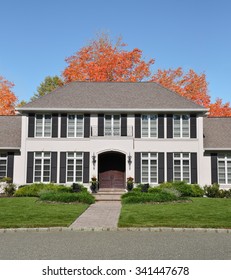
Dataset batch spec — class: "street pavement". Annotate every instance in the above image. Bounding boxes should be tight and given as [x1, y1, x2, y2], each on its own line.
[0, 230, 230, 260]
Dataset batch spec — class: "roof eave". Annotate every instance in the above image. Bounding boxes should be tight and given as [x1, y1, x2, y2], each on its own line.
[16, 107, 208, 113]
[204, 148, 231, 151]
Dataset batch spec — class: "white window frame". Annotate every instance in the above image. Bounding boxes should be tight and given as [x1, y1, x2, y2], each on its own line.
[141, 152, 158, 184]
[33, 152, 51, 183]
[173, 114, 190, 138]
[0, 153, 7, 179]
[141, 114, 158, 138]
[67, 114, 84, 138]
[173, 152, 191, 183]
[66, 152, 83, 183]
[218, 154, 231, 185]
[35, 114, 52, 138]
[104, 115, 121, 136]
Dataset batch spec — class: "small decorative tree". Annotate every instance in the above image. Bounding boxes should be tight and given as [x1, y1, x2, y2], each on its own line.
[90, 176, 98, 193]
[126, 177, 134, 191]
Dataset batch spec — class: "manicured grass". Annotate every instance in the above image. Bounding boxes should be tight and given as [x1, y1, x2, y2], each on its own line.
[0, 197, 89, 228]
[118, 198, 231, 228]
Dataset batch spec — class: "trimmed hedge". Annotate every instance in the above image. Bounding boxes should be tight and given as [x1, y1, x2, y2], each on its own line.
[39, 191, 95, 204]
[159, 181, 204, 197]
[14, 183, 71, 197]
[121, 189, 183, 204]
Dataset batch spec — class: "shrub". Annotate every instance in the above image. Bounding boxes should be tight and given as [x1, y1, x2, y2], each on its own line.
[71, 183, 87, 193]
[204, 184, 220, 198]
[159, 181, 204, 197]
[204, 184, 231, 198]
[4, 183, 16, 196]
[39, 191, 95, 204]
[122, 191, 181, 204]
[14, 183, 71, 197]
[141, 183, 150, 193]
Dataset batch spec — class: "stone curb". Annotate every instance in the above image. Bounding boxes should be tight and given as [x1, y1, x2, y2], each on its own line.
[0, 227, 230, 234]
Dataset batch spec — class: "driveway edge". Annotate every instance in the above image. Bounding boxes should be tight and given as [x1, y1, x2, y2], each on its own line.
[0, 227, 230, 233]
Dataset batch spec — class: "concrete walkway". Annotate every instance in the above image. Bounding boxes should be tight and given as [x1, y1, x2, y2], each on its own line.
[70, 201, 121, 229]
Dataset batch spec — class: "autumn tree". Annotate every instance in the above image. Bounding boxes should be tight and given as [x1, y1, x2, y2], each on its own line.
[151, 67, 210, 108]
[63, 35, 154, 83]
[31, 75, 63, 101]
[0, 76, 17, 115]
[209, 98, 231, 117]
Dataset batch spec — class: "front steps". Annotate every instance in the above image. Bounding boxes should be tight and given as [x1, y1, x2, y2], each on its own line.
[93, 188, 126, 201]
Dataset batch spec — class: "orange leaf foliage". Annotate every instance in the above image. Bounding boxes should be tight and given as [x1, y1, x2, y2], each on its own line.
[151, 67, 210, 108]
[0, 76, 17, 115]
[209, 98, 231, 117]
[63, 36, 154, 83]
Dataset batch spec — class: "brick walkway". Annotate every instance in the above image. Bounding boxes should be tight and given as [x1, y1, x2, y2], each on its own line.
[70, 201, 122, 229]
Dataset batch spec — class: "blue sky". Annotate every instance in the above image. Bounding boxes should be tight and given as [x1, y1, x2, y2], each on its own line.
[0, 0, 231, 103]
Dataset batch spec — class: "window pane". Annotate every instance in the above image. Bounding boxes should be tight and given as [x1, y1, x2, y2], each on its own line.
[68, 115, 75, 137]
[44, 115, 51, 137]
[150, 115, 157, 138]
[76, 115, 84, 137]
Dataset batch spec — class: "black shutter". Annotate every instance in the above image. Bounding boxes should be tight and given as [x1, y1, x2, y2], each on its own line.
[83, 152, 90, 183]
[28, 114, 35, 137]
[135, 114, 141, 138]
[191, 153, 198, 184]
[51, 152, 57, 183]
[135, 152, 141, 183]
[121, 114, 127, 136]
[98, 114, 104, 136]
[167, 114, 173, 138]
[52, 114, 58, 138]
[7, 152, 14, 182]
[190, 115, 197, 138]
[60, 152, 66, 183]
[167, 153, 173, 182]
[158, 114, 164, 138]
[211, 153, 218, 184]
[158, 152, 165, 183]
[84, 114, 90, 138]
[27, 152, 34, 183]
[61, 114, 67, 138]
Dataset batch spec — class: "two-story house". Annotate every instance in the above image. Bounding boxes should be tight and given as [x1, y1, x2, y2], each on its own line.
[0, 82, 231, 189]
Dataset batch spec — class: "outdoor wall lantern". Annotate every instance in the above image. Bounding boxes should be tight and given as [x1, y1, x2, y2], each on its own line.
[128, 153, 132, 169]
[92, 153, 96, 169]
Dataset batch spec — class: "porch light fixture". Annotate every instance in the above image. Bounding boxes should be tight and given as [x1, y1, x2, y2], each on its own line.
[128, 153, 132, 169]
[92, 153, 96, 169]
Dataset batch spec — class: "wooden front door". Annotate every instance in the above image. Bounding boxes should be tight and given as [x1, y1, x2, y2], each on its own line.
[99, 170, 125, 189]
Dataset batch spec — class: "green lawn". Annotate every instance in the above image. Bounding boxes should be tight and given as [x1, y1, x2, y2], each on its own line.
[0, 197, 89, 228]
[118, 198, 231, 228]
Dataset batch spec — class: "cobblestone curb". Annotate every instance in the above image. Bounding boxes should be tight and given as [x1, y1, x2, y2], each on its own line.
[0, 227, 230, 233]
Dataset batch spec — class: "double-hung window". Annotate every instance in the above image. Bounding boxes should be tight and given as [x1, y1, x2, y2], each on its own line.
[173, 115, 190, 138]
[0, 153, 7, 179]
[218, 154, 231, 184]
[67, 115, 84, 137]
[173, 153, 190, 182]
[141, 153, 158, 183]
[34, 152, 51, 182]
[35, 114, 52, 137]
[141, 115, 158, 138]
[66, 152, 83, 183]
[104, 115, 120, 136]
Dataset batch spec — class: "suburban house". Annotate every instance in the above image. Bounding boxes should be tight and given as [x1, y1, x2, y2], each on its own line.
[0, 82, 231, 189]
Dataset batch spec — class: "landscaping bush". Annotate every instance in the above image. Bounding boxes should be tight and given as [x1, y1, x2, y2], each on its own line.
[159, 181, 204, 197]
[204, 184, 231, 198]
[122, 191, 181, 204]
[4, 184, 16, 196]
[39, 191, 95, 204]
[204, 183, 220, 198]
[71, 183, 87, 193]
[141, 183, 150, 193]
[14, 183, 71, 197]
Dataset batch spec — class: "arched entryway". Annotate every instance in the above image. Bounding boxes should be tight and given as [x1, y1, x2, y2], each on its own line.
[98, 151, 126, 189]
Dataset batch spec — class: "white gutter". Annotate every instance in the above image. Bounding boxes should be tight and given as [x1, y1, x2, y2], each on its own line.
[0, 147, 21, 150]
[16, 108, 208, 113]
[205, 148, 231, 151]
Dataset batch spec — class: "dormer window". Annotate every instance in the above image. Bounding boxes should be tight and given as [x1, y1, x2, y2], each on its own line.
[173, 114, 190, 138]
[35, 114, 52, 137]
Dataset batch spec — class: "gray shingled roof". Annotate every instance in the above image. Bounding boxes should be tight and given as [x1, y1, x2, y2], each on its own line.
[19, 82, 206, 111]
[0, 116, 21, 148]
[204, 117, 231, 149]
